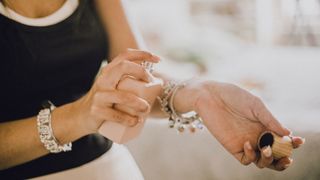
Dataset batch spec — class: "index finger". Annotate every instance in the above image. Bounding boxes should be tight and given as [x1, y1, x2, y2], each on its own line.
[98, 60, 151, 90]
[113, 49, 160, 63]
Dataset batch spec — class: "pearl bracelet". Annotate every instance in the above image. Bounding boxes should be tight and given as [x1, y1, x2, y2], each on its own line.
[37, 101, 72, 153]
[157, 81, 204, 133]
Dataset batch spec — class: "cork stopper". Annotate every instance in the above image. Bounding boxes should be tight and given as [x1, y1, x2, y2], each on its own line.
[258, 131, 293, 160]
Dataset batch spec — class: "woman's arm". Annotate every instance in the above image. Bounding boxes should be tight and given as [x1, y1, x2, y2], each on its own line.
[0, 51, 158, 170]
[95, 1, 305, 171]
[0, 103, 85, 170]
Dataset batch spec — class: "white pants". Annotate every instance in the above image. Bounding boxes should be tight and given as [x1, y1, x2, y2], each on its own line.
[32, 143, 144, 180]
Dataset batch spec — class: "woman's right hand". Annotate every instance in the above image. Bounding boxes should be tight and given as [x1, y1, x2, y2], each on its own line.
[69, 49, 160, 135]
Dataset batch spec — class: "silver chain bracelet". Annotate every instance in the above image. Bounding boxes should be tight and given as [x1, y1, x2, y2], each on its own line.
[157, 81, 204, 133]
[141, 61, 154, 73]
[37, 101, 72, 153]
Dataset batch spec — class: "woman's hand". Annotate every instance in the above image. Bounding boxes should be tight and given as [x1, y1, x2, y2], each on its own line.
[69, 50, 160, 135]
[174, 80, 304, 171]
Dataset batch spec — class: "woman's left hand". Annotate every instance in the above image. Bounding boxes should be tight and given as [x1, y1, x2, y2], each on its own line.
[174, 80, 305, 171]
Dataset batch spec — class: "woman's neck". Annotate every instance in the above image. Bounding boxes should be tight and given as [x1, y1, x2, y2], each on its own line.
[3, 0, 66, 18]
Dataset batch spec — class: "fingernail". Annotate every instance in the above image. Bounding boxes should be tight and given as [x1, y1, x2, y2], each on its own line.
[263, 146, 272, 157]
[245, 141, 252, 150]
[301, 138, 306, 144]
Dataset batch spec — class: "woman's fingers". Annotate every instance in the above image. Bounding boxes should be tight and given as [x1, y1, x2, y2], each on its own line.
[82, 49, 160, 131]
[269, 157, 293, 171]
[255, 146, 274, 169]
[113, 104, 147, 118]
[238, 141, 296, 171]
[97, 49, 160, 91]
[94, 90, 150, 115]
[291, 136, 305, 148]
[253, 98, 291, 136]
[92, 106, 140, 127]
[112, 60, 151, 83]
[99, 60, 151, 89]
[240, 141, 257, 165]
[113, 49, 160, 63]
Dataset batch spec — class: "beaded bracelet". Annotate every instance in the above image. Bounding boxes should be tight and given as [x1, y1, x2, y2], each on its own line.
[157, 81, 204, 133]
[37, 101, 72, 153]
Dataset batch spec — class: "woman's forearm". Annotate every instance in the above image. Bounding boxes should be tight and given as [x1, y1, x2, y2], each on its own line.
[0, 103, 86, 170]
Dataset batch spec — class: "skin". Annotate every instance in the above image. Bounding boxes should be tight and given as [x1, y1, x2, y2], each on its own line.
[0, 0, 304, 172]
[189, 81, 303, 169]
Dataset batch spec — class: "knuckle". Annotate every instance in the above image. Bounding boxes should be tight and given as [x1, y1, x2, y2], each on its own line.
[118, 60, 129, 70]
[112, 113, 124, 122]
[132, 97, 148, 112]
[93, 92, 103, 101]
[139, 103, 150, 112]
[90, 105, 100, 116]
[95, 77, 113, 90]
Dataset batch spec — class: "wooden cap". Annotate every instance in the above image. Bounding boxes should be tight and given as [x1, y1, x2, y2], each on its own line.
[258, 131, 293, 160]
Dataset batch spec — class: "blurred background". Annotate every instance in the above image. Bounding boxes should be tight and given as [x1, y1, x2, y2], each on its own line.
[123, 0, 320, 179]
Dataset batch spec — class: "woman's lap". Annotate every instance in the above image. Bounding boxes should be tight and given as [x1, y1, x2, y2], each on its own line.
[32, 143, 144, 180]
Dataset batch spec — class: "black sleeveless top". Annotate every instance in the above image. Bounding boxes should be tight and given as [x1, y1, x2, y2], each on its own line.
[0, 1, 113, 179]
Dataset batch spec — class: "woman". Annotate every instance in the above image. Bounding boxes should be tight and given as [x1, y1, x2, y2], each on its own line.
[0, 0, 304, 179]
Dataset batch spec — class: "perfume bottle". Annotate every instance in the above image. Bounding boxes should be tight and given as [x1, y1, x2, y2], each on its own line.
[98, 62, 163, 144]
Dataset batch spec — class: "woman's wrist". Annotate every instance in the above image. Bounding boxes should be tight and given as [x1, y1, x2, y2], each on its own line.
[50, 102, 90, 144]
[173, 79, 205, 113]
